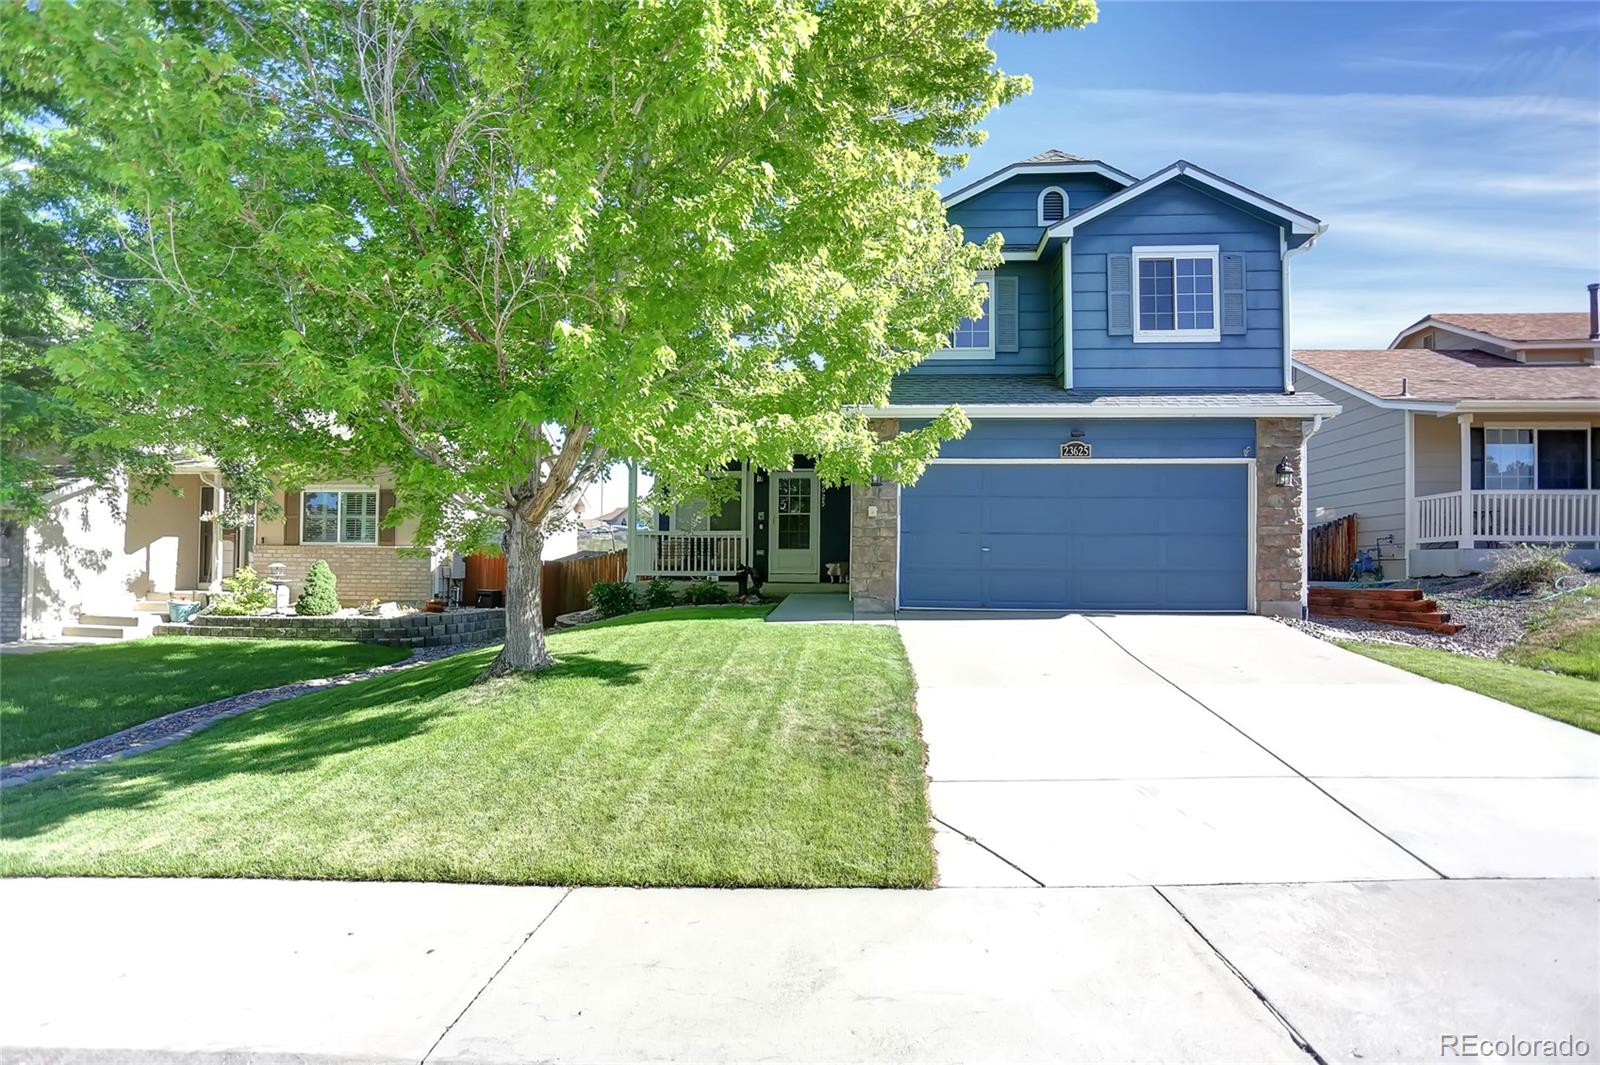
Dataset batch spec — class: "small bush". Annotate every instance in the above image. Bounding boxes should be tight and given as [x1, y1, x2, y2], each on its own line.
[588, 580, 640, 617]
[295, 560, 341, 616]
[683, 578, 731, 606]
[642, 579, 680, 610]
[211, 566, 276, 616]
[1484, 543, 1574, 596]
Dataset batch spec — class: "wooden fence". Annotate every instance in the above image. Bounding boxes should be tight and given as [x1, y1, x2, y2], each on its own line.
[1307, 513, 1358, 582]
[462, 549, 628, 627]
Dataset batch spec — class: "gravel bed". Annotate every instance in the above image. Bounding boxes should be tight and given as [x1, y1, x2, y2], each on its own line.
[0, 638, 499, 789]
[1283, 574, 1599, 659]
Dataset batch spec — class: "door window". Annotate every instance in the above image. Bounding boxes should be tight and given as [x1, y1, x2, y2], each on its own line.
[776, 478, 813, 549]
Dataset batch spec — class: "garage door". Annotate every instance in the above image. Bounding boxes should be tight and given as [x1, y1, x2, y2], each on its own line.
[899, 462, 1249, 611]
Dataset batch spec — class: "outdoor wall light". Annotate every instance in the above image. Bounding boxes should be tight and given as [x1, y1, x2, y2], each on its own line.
[1275, 456, 1298, 488]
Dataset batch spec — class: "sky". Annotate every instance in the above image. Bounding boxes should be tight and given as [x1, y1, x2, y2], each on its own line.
[959, 0, 1600, 349]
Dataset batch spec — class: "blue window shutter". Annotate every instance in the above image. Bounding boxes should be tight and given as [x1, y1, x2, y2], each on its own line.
[1221, 253, 1246, 335]
[994, 274, 1019, 353]
[1107, 254, 1132, 336]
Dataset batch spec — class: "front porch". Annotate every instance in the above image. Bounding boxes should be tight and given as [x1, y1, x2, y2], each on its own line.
[1407, 412, 1600, 576]
[627, 461, 852, 588]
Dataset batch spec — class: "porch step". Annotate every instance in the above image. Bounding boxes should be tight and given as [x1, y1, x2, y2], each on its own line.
[1308, 586, 1465, 634]
[77, 613, 153, 628]
[62, 623, 149, 640]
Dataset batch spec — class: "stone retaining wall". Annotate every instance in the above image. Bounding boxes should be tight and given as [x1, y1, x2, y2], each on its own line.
[155, 608, 505, 648]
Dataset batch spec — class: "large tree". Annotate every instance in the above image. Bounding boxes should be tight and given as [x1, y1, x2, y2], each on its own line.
[7, 0, 1096, 674]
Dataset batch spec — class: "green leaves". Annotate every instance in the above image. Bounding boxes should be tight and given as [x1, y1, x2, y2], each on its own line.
[12, 0, 1095, 548]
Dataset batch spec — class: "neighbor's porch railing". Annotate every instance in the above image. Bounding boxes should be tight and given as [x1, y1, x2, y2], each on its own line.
[636, 530, 747, 577]
[1414, 489, 1600, 544]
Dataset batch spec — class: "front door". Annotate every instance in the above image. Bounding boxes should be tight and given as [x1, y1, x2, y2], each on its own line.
[768, 471, 821, 582]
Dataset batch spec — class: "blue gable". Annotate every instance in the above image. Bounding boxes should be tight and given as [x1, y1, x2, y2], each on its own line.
[946, 173, 1124, 249]
[1070, 178, 1285, 392]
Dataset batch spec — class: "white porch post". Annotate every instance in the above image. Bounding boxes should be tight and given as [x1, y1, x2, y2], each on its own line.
[1457, 413, 1473, 550]
[205, 477, 225, 595]
[624, 460, 639, 582]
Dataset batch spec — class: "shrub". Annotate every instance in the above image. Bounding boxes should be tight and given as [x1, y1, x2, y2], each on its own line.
[642, 578, 680, 610]
[295, 560, 341, 616]
[1484, 543, 1574, 596]
[210, 566, 276, 615]
[683, 578, 731, 605]
[588, 579, 640, 617]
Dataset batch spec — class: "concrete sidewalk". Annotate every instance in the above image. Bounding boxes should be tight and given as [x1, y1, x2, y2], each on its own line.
[2, 876, 1595, 1064]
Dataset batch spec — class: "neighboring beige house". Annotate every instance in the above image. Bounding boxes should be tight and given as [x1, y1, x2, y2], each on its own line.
[1293, 291, 1600, 578]
[10, 458, 448, 641]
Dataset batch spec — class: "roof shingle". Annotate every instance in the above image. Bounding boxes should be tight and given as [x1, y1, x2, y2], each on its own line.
[1295, 348, 1600, 402]
[1430, 313, 1593, 344]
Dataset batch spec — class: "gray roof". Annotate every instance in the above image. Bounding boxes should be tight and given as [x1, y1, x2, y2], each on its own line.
[882, 375, 1339, 414]
[1022, 148, 1092, 163]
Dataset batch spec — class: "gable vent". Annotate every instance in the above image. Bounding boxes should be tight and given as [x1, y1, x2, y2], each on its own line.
[1038, 187, 1067, 225]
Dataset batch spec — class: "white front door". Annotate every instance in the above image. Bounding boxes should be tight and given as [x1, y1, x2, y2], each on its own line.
[768, 471, 821, 582]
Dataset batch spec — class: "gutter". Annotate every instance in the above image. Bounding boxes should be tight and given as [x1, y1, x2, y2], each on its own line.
[851, 401, 1343, 420]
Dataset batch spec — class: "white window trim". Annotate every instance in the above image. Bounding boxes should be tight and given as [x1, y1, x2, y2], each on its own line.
[302, 484, 381, 546]
[668, 469, 748, 533]
[928, 270, 996, 361]
[1036, 186, 1069, 226]
[1132, 244, 1221, 344]
[1481, 423, 1593, 490]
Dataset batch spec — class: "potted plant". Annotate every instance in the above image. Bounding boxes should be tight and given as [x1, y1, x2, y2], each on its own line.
[167, 593, 202, 623]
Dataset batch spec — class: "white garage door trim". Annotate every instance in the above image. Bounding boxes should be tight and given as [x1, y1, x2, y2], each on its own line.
[896, 457, 1258, 614]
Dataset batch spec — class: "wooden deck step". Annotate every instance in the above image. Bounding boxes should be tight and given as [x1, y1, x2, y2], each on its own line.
[1309, 604, 1463, 633]
[1313, 596, 1440, 613]
[1309, 587, 1426, 603]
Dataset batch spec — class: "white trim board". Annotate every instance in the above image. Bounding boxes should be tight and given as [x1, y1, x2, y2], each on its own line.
[942, 161, 1137, 208]
[929, 457, 1254, 465]
[1046, 160, 1326, 239]
[855, 401, 1342, 419]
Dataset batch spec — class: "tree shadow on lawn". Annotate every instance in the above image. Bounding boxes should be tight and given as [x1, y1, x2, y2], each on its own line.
[2, 645, 647, 840]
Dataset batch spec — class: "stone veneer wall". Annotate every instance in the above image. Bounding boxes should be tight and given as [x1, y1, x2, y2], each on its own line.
[1254, 417, 1309, 618]
[250, 544, 433, 605]
[849, 418, 900, 615]
[157, 607, 505, 648]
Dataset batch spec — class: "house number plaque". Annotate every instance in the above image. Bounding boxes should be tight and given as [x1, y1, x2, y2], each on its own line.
[1059, 440, 1092, 459]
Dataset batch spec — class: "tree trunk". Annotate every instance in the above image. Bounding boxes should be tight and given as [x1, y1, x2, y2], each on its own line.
[479, 507, 552, 678]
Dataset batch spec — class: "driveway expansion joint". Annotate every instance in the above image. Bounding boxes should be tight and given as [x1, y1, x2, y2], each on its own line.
[934, 816, 1047, 887]
[420, 887, 573, 1064]
[1153, 886, 1329, 1065]
[1081, 616, 1451, 881]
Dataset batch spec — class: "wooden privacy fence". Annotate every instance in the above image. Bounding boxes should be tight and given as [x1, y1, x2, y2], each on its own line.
[463, 549, 628, 627]
[1307, 514, 1358, 582]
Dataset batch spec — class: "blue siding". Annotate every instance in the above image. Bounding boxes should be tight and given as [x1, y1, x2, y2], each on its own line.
[904, 418, 1255, 460]
[1071, 179, 1284, 391]
[900, 463, 1249, 611]
[946, 173, 1123, 247]
[905, 259, 1054, 375]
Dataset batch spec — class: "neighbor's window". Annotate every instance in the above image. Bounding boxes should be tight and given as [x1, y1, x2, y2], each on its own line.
[1134, 246, 1219, 342]
[1483, 429, 1535, 491]
[303, 488, 378, 544]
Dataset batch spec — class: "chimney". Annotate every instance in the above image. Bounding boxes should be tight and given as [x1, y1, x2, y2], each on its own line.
[1589, 283, 1598, 340]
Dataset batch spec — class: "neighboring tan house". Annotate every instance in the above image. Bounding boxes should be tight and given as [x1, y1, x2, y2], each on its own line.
[10, 459, 449, 641]
[1293, 288, 1600, 578]
[626, 150, 1340, 617]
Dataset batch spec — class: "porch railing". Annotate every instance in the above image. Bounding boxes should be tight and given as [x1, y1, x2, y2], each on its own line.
[1414, 489, 1600, 544]
[637, 530, 747, 577]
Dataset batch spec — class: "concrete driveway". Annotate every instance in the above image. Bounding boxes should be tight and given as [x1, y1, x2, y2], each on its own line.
[900, 612, 1600, 888]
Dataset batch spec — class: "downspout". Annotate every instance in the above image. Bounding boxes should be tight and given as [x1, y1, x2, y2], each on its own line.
[1280, 225, 1328, 393]
[1298, 414, 1325, 618]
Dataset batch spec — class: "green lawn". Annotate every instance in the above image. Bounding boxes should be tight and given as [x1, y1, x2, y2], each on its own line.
[0, 608, 935, 888]
[1341, 642, 1600, 735]
[1501, 585, 1600, 681]
[1, 638, 411, 762]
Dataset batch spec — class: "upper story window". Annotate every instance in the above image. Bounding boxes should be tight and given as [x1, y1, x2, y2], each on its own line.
[1037, 186, 1068, 226]
[303, 487, 379, 544]
[929, 271, 995, 360]
[1132, 245, 1220, 343]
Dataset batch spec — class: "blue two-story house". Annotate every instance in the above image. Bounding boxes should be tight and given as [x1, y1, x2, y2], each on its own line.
[631, 149, 1339, 618]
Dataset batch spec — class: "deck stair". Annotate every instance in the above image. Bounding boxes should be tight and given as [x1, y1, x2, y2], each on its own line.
[1308, 586, 1463, 634]
[61, 594, 204, 641]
